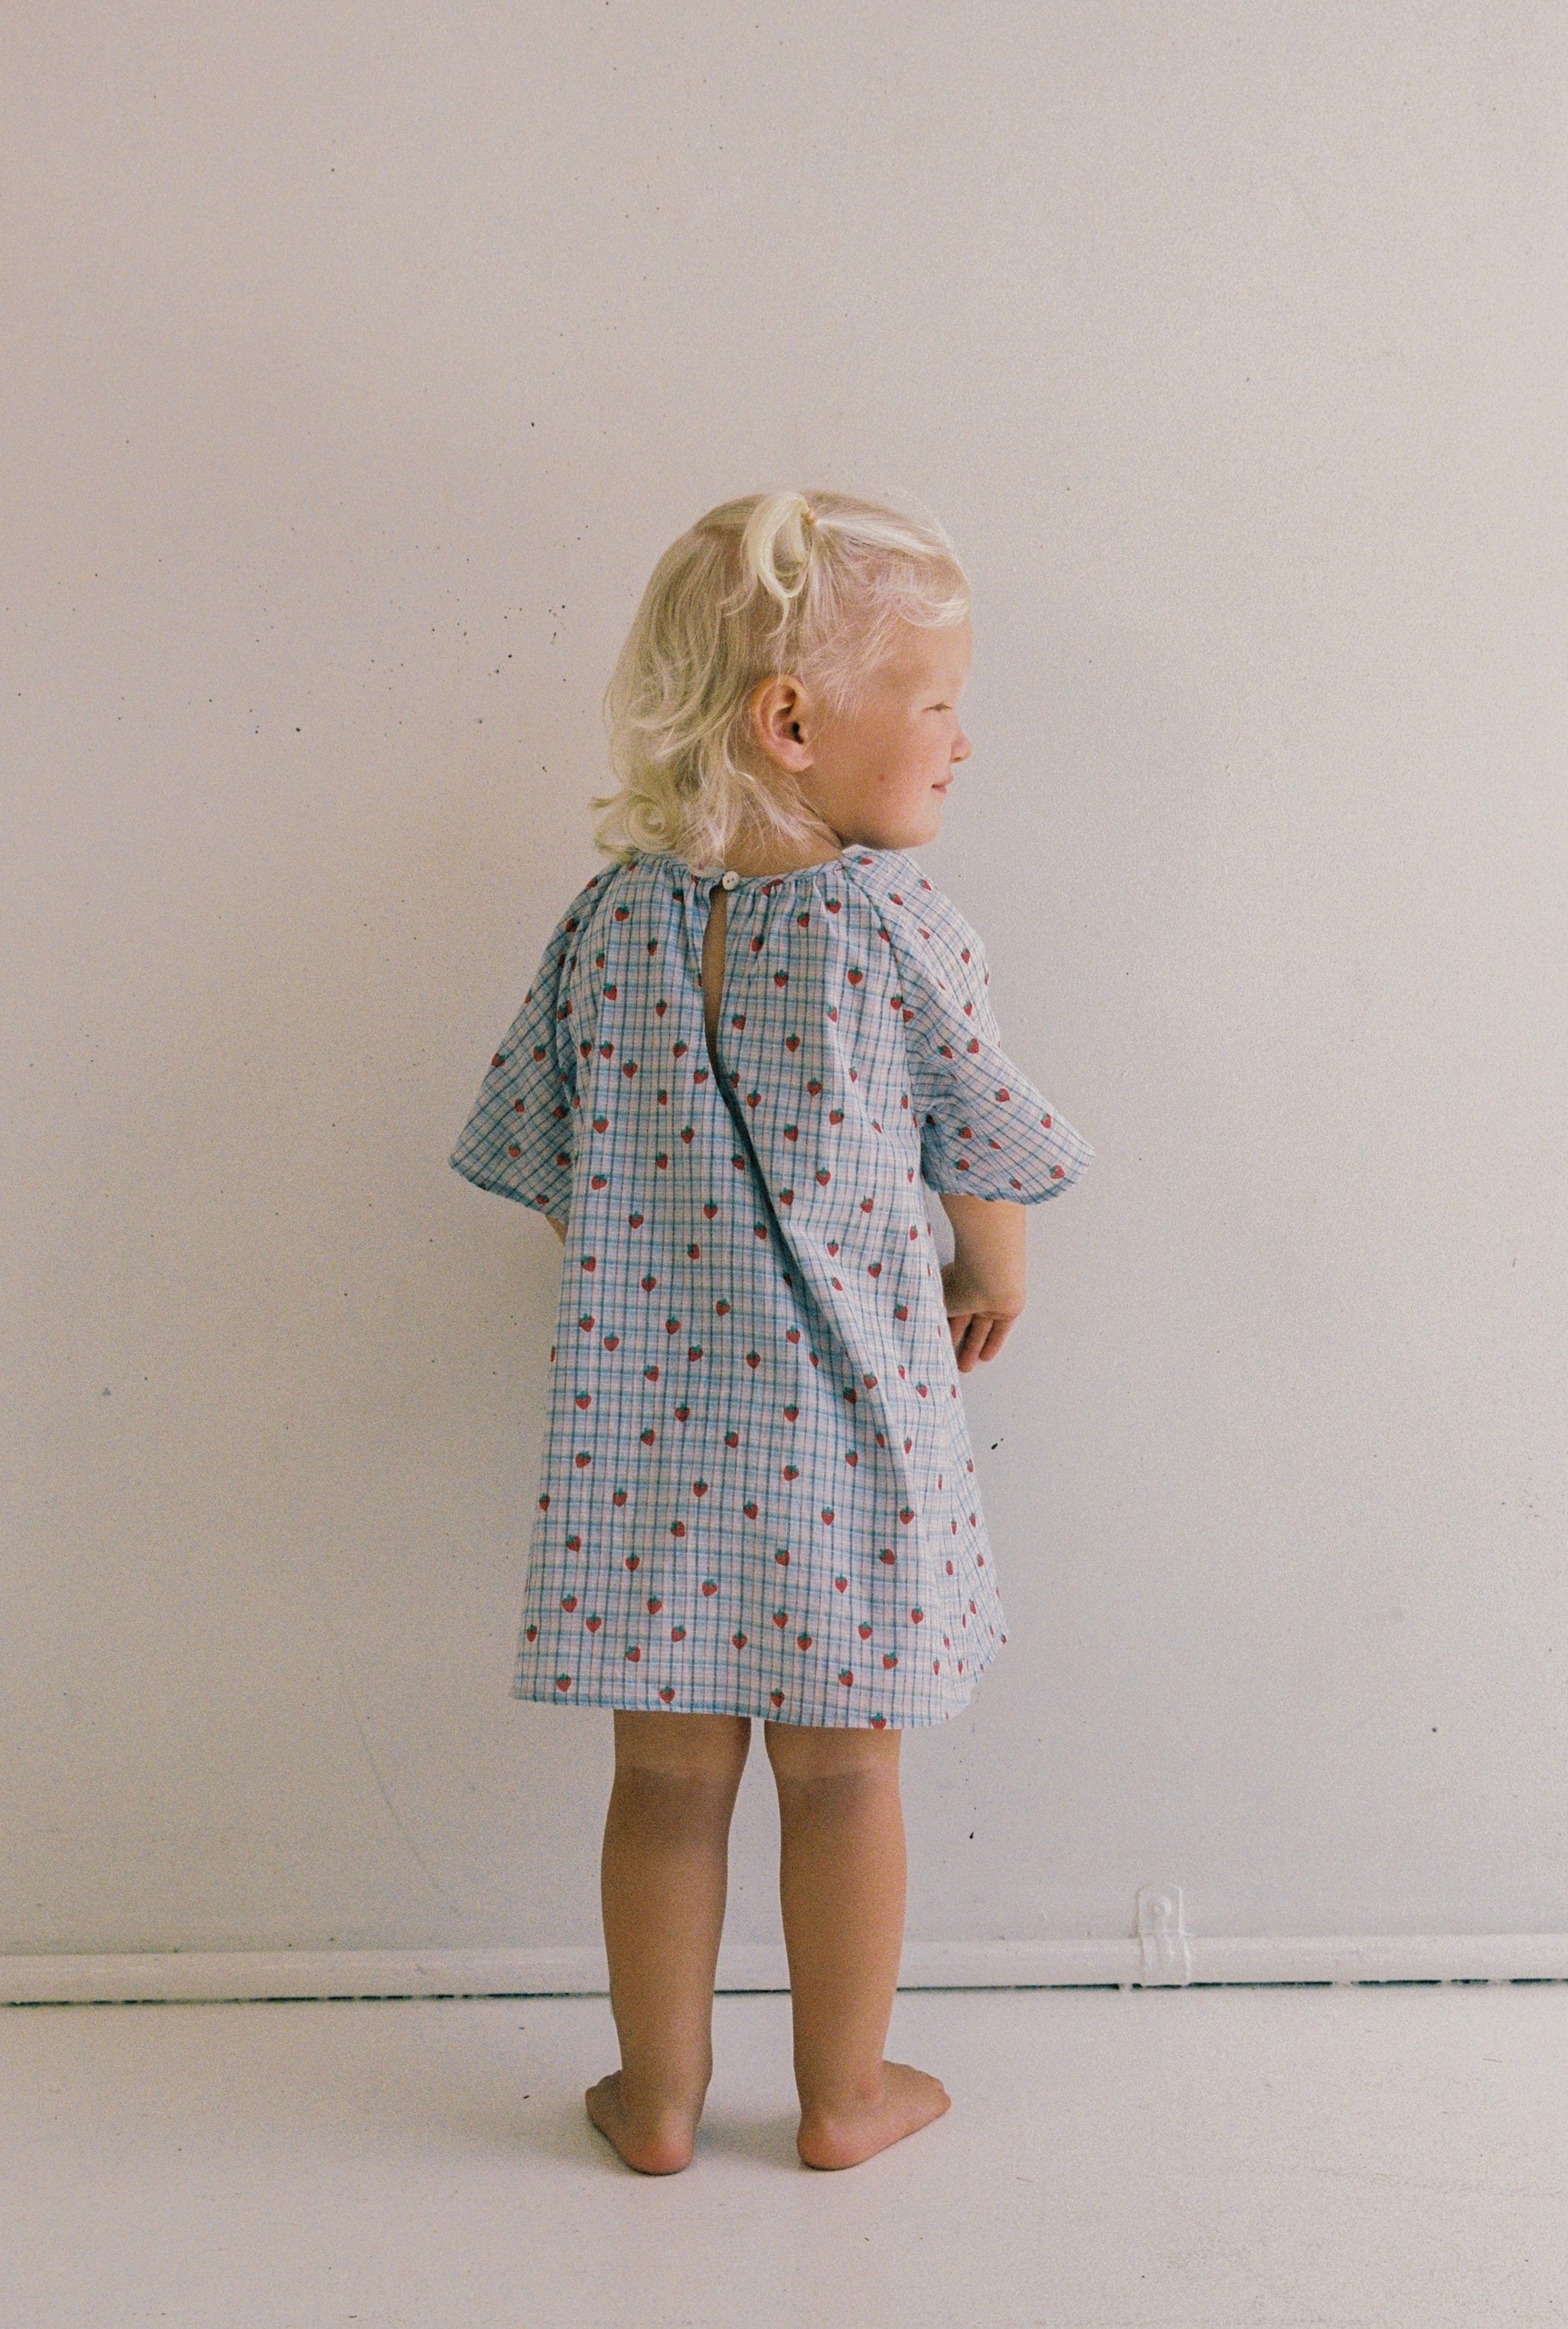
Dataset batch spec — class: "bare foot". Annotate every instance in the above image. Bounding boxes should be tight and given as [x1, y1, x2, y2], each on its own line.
[584, 2070, 701, 2174]
[795, 2060, 951, 2170]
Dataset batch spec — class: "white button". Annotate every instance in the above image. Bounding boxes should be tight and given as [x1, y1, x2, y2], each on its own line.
[720, 868, 739, 890]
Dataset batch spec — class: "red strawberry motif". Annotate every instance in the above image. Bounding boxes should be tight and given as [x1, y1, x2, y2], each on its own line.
[612, 1489, 628, 1507]
[590, 1174, 608, 1191]
[770, 1690, 785, 1707]
[671, 1625, 686, 1645]
[796, 1632, 812, 1651]
[670, 1520, 687, 1538]
[715, 1299, 730, 1316]
[604, 1334, 620, 1351]
[640, 1428, 655, 1445]
[625, 1553, 641, 1571]
[782, 1464, 799, 1481]
[772, 1610, 789, 1628]
[746, 1351, 760, 1369]
[701, 1579, 717, 1596]
[883, 1652, 897, 1669]
[586, 1615, 602, 1632]
[870, 1713, 887, 1728]
[641, 1273, 657, 1292]
[838, 1668, 854, 1685]
[693, 1480, 708, 1498]
[524, 1624, 538, 1642]
[625, 1645, 641, 1662]
[646, 1596, 662, 1614]
[775, 1548, 790, 1566]
[878, 1548, 896, 1564]
[724, 1429, 739, 1447]
[833, 1574, 848, 1592]
[828, 1108, 844, 1125]
[555, 1674, 572, 1691]
[858, 1622, 872, 1640]
[658, 1686, 675, 1703]
[815, 1168, 830, 1185]
[629, 1211, 645, 1227]
[732, 1631, 748, 1648]
[820, 1508, 834, 1525]
[575, 1393, 590, 1409]
[574, 1451, 592, 1468]
[910, 1606, 925, 1625]
[560, 1593, 578, 1612]
[847, 968, 862, 985]
[742, 1499, 759, 1518]
[783, 1125, 798, 1142]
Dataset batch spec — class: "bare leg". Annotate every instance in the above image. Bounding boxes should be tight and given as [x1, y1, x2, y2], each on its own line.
[764, 1720, 951, 2169]
[585, 1709, 751, 2174]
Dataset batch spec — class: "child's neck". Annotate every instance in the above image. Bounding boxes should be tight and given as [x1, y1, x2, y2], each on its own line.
[714, 816, 849, 880]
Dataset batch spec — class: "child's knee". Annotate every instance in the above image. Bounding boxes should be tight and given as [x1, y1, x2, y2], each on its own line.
[763, 1720, 900, 1797]
[612, 1708, 751, 1793]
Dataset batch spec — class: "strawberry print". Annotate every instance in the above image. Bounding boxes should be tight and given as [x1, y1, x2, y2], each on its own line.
[449, 844, 1092, 1726]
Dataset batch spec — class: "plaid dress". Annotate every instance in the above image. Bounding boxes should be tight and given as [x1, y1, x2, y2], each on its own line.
[450, 845, 1093, 1727]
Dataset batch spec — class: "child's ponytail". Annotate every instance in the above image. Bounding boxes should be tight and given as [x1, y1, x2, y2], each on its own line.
[590, 486, 969, 875]
[734, 491, 823, 631]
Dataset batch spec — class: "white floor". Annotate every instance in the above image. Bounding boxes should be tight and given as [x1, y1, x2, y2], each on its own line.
[2, 1983, 1564, 2328]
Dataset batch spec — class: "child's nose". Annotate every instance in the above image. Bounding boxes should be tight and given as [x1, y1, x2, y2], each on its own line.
[952, 729, 972, 762]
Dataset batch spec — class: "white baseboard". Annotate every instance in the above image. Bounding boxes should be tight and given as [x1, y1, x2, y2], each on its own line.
[5, 1931, 1567, 2005]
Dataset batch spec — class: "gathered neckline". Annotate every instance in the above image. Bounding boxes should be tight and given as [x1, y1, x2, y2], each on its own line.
[648, 846, 896, 891]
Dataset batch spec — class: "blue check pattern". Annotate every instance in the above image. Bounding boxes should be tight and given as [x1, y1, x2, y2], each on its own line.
[450, 844, 1093, 1726]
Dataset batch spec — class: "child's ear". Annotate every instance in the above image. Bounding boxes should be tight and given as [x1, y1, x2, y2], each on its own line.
[750, 675, 815, 773]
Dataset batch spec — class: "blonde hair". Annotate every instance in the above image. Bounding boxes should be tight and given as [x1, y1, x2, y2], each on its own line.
[588, 488, 970, 872]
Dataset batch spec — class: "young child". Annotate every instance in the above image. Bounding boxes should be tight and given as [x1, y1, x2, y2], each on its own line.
[450, 489, 1093, 2174]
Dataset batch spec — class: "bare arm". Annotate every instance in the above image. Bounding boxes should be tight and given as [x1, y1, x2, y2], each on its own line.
[937, 1191, 1027, 1373]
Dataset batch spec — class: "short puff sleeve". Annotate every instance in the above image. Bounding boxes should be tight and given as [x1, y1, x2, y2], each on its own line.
[889, 879, 1095, 1204]
[448, 878, 603, 1217]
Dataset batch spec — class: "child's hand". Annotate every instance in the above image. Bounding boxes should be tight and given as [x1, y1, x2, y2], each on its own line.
[937, 1193, 1027, 1372]
[941, 1252, 1024, 1370]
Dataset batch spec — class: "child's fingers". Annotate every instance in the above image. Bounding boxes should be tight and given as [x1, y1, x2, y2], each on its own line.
[949, 1310, 1015, 1370]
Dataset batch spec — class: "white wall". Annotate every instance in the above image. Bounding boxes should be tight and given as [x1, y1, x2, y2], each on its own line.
[5, 1, 1566, 1969]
